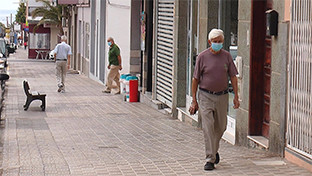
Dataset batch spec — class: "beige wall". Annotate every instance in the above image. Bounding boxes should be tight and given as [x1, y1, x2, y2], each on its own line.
[106, 1, 131, 75]
[50, 26, 59, 50]
[284, 0, 291, 21]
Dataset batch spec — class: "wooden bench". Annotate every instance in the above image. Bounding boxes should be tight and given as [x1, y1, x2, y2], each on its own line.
[23, 80, 46, 111]
[0, 73, 9, 90]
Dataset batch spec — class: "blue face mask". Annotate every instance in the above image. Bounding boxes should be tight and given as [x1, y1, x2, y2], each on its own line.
[108, 42, 112, 46]
[211, 42, 223, 52]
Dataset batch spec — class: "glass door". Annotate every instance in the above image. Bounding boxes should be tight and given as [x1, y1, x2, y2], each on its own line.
[218, 0, 238, 119]
[218, 0, 238, 144]
[186, 0, 198, 118]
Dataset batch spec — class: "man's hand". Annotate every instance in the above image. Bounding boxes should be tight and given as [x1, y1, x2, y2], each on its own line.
[108, 65, 110, 69]
[230, 76, 240, 109]
[190, 78, 199, 115]
[233, 96, 240, 109]
[189, 100, 199, 115]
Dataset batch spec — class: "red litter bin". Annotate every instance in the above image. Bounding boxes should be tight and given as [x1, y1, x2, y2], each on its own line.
[126, 76, 138, 102]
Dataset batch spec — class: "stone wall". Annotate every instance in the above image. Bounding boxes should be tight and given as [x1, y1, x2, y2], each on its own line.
[236, 0, 289, 156]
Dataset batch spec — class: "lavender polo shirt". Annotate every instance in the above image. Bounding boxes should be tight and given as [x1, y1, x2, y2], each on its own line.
[193, 48, 238, 92]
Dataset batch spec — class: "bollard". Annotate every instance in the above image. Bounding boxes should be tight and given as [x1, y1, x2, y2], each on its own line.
[129, 79, 138, 102]
[125, 76, 138, 102]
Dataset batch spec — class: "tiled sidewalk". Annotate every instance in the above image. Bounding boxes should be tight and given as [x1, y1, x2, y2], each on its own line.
[1, 48, 311, 175]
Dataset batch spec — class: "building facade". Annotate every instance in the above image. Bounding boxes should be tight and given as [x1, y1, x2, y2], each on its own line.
[144, 0, 239, 145]
[26, 0, 59, 59]
[236, 0, 311, 171]
[285, 0, 312, 170]
[142, 0, 311, 171]
[237, 0, 288, 154]
[59, 0, 312, 171]
[60, 0, 134, 85]
[76, 1, 92, 76]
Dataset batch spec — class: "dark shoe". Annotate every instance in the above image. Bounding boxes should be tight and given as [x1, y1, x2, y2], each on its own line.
[102, 89, 111, 93]
[215, 152, 220, 164]
[57, 86, 63, 92]
[57, 84, 64, 92]
[204, 162, 215, 171]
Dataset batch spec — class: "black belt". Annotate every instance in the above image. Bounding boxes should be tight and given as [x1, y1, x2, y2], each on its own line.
[199, 88, 228, 95]
[56, 59, 67, 61]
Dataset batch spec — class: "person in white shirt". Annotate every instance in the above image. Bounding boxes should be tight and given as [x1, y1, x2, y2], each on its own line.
[53, 35, 72, 93]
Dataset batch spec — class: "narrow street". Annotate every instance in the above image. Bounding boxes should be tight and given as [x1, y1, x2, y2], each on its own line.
[0, 48, 310, 176]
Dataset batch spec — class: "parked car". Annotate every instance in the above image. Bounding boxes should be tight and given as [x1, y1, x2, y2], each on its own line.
[7, 42, 16, 54]
[0, 38, 8, 58]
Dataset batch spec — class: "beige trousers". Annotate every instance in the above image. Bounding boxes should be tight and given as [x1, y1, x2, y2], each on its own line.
[198, 89, 228, 163]
[105, 65, 120, 91]
[56, 61, 67, 90]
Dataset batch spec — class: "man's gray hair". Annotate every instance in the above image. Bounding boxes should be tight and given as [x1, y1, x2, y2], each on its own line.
[108, 37, 114, 42]
[208, 29, 224, 40]
[61, 35, 67, 41]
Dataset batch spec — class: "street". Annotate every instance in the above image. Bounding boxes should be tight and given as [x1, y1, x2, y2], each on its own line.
[0, 48, 311, 176]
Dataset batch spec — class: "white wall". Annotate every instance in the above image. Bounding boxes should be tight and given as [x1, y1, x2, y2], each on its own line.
[28, 0, 45, 7]
[76, 6, 92, 75]
[75, 0, 131, 81]
[50, 26, 58, 50]
[91, 0, 106, 82]
[77, 6, 91, 59]
[106, 0, 131, 74]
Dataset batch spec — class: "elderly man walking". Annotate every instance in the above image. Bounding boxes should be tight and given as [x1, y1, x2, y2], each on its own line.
[190, 29, 240, 171]
[103, 37, 122, 94]
[54, 35, 72, 93]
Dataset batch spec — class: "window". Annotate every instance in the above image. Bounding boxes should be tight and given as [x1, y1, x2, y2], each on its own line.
[85, 23, 90, 59]
[29, 33, 50, 49]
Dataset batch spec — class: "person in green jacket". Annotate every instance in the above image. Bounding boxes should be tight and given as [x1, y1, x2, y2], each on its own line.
[103, 37, 122, 94]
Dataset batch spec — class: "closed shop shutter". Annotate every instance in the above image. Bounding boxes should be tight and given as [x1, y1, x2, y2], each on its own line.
[155, 0, 174, 107]
[287, 0, 312, 159]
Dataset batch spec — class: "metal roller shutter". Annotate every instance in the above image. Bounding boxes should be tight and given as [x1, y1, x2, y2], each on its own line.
[287, 0, 312, 159]
[155, 0, 174, 107]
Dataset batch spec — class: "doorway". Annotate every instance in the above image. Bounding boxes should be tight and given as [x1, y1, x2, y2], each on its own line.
[185, 1, 239, 136]
[249, 0, 272, 138]
[185, 0, 198, 120]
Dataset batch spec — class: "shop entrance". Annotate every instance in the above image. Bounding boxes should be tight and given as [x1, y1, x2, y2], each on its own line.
[249, 0, 272, 138]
